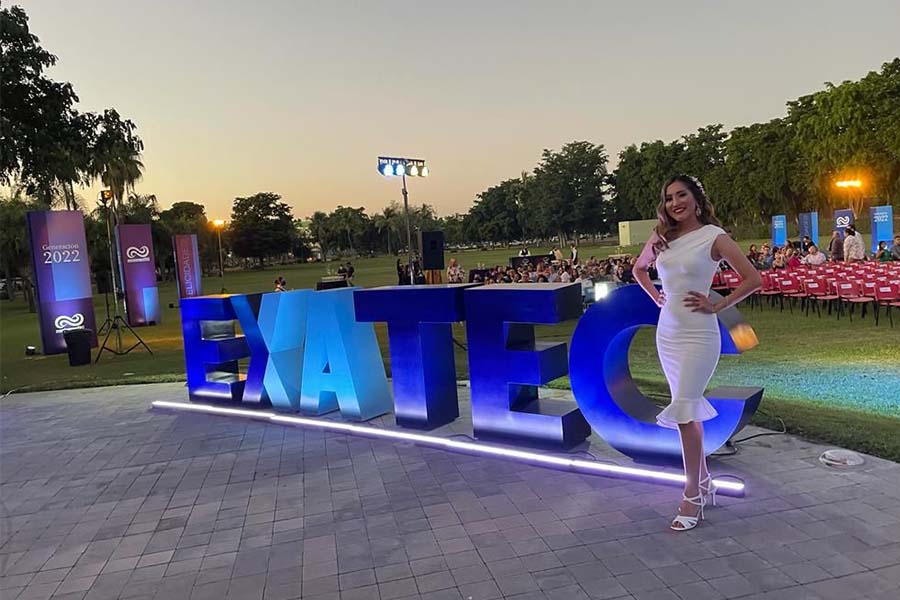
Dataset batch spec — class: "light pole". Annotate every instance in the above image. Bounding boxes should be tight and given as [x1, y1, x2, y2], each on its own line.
[378, 157, 428, 284]
[213, 219, 226, 293]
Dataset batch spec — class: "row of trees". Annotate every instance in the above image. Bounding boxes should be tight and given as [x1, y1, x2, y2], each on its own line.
[612, 59, 900, 235]
[3, 3, 898, 279]
[466, 59, 899, 243]
[227, 193, 443, 264]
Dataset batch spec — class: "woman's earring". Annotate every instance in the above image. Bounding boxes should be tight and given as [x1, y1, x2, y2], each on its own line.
[696, 206, 701, 216]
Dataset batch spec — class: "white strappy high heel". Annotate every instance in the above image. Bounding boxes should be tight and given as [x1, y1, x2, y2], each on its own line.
[700, 474, 718, 507]
[670, 492, 706, 531]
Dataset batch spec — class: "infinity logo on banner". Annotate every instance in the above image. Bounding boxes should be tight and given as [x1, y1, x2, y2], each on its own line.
[54, 313, 85, 333]
[836, 215, 852, 227]
[126, 245, 151, 262]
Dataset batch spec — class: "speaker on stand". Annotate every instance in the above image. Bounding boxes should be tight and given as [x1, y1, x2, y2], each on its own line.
[418, 230, 445, 284]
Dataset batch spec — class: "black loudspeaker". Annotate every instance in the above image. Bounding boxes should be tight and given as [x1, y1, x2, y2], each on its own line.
[96, 271, 112, 294]
[418, 230, 445, 270]
[63, 329, 93, 366]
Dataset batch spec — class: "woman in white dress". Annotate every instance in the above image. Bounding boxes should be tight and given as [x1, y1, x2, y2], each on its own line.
[633, 175, 761, 531]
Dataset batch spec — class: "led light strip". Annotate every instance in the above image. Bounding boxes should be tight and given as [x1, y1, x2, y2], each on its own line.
[152, 401, 745, 496]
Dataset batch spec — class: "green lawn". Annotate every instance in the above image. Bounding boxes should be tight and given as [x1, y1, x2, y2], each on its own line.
[2, 240, 899, 460]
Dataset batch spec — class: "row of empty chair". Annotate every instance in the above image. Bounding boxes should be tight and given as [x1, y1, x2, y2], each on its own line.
[712, 263, 900, 326]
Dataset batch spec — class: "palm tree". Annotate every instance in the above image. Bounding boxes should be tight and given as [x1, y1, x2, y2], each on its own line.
[88, 110, 144, 220]
[373, 212, 392, 255]
[98, 146, 143, 216]
[309, 211, 330, 261]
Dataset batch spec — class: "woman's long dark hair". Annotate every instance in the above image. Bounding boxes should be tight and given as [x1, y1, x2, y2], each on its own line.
[653, 175, 721, 255]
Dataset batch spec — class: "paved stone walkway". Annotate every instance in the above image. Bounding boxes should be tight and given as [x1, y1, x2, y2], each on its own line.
[2, 383, 899, 600]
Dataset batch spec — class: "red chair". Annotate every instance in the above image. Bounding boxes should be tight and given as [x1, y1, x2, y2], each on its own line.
[711, 271, 727, 293]
[835, 281, 875, 321]
[753, 271, 780, 309]
[803, 280, 833, 318]
[873, 283, 900, 327]
[777, 277, 803, 313]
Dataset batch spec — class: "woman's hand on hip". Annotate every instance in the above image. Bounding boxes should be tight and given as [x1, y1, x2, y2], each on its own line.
[684, 291, 717, 313]
[654, 291, 667, 308]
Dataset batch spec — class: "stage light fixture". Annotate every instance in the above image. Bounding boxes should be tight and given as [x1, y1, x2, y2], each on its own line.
[377, 155, 430, 283]
[593, 282, 610, 300]
[25, 345, 36, 356]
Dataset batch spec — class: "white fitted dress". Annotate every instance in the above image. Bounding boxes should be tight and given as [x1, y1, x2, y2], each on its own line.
[654, 224, 727, 428]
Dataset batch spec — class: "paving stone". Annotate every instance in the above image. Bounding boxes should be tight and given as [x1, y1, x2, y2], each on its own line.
[1, 383, 898, 600]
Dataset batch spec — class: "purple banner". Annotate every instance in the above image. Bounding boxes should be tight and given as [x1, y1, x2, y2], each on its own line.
[26, 211, 98, 354]
[117, 224, 160, 326]
[173, 234, 203, 298]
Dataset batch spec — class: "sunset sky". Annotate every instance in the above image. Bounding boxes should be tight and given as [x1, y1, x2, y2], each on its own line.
[19, 0, 900, 220]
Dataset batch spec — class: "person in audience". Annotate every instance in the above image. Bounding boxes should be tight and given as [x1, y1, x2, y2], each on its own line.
[559, 267, 572, 283]
[786, 248, 802, 270]
[447, 257, 465, 283]
[772, 248, 786, 269]
[892, 235, 900, 261]
[801, 235, 813, 254]
[552, 246, 564, 262]
[760, 244, 773, 268]
[802, 244, 826, 266]
[396, 259, 408, 285]
[875, 241, 892, 263]
[518, 246, 530, 257]
[843, 225, 866, 262]
[570, 242, 578, 264]
[828, 230, 844, 262]
[274, 277, 286, 292]
[745, 244, 758, 263]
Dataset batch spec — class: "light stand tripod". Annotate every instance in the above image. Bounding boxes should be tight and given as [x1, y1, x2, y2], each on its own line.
[94, 192, 152, 362]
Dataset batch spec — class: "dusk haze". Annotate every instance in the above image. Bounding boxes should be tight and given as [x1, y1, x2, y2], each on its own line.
[16, 0, 900, 217]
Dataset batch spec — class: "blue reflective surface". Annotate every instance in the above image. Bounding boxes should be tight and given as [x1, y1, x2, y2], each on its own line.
[181, 295, 249, 403]
[231, 290, 311, 410]
[354, 284, 475, 429]
[569, 284, 763, 463]
[300, 288, 392, 420]
[464, 284, 591, 447]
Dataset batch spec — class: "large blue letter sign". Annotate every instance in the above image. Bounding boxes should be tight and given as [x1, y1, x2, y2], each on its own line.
[569, 285, 762, 462]
[181, 282, 764, 465]
[354, 284, 475, 429]
[231, 290, 311, 410]
[300, 288, 392, 420]
[181, 295, 250, 403]
[464, 283, 591, 447]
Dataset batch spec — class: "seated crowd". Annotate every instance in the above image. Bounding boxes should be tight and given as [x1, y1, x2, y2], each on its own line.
[743, 229, 900, 271]
[447, 249, 646, 287]
[446, 230, 899, 292]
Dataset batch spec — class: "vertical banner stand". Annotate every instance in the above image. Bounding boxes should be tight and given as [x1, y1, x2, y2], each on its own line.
[94, 191, 152, 363]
